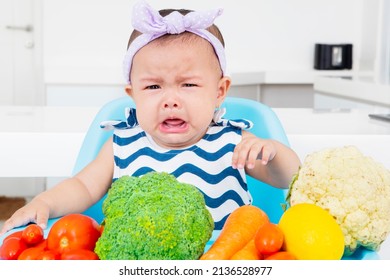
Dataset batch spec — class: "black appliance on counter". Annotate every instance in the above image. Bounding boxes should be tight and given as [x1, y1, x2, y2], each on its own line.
[314, 43, 353, 70]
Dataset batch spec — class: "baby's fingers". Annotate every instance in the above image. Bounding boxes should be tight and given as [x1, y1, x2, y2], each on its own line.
[0, 221, 14, 235]
[0, 214, 33, 235]
[245, 144, 264, 169]
[258, 148, 271, 165]
[0, 207, 48, 235]
[232, 142, 251, 169]
[258, 144, 277, 165]
[35, 210, 49, 230]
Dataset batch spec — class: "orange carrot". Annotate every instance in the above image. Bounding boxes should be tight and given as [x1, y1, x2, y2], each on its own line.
[265, 251, 296, 260]
[230, 239, 262, 260]
[200, 205, 269, 260]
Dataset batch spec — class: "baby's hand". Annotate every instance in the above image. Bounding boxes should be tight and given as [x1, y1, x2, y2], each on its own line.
[232, 134, 276, 170]
[0, 199, 50, 235]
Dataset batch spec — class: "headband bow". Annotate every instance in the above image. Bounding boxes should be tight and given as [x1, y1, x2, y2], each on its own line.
[123, 1, 226, 84]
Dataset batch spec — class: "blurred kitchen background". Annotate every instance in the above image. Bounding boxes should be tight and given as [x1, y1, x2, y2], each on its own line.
[0, 0, 389, 224]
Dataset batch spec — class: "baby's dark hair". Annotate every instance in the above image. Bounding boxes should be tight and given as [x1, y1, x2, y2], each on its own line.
[126, 8, 225, 49]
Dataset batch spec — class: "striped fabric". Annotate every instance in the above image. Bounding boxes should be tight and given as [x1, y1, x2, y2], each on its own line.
[101, 108, 253, 230]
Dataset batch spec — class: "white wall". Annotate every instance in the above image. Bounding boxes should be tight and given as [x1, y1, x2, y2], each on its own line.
[43, 0, 365, 86]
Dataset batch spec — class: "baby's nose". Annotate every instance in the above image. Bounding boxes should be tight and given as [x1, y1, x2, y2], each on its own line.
[162, 91, 180, 109]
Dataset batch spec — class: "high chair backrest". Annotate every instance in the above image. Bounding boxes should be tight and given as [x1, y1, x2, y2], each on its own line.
[75, 96, 290, 224]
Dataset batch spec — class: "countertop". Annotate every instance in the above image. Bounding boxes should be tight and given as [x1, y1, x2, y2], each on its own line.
[314, 75, 390, 107]
[0, 106, 99, 177]
[274, 107, 390, 169]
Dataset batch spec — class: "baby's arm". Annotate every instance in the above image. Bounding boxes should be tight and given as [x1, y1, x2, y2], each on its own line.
[0, 138, 114, 235]
[232, 130, 301, 189]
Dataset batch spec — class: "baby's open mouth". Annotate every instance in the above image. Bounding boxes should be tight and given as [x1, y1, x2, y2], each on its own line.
[160, 118, 188, 132]
[164, 119, 185, 127]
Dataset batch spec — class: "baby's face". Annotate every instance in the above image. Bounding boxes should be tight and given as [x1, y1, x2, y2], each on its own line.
[126, 35, 230, 149]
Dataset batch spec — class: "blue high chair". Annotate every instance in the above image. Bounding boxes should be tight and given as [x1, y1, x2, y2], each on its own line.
[0, 97, 378, 260]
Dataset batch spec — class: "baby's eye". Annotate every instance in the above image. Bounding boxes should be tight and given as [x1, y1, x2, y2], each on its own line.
[146, 85, 160, 90]
[183, 83, 197, 87]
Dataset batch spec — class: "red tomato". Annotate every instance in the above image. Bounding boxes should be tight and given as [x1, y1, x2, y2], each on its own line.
[265, 251, 297, 260]
[22, 224, 44, 246]
[61, 249, 99, 260]
[0, 237, 28, 260]
[17, 239, 47, 260]
[47, 213, 101, 254]
[18, 246, 46, 260]
[35, 239, 48, 249]
[254, 223, 284, 255]
[3, 230, 23, 243]
[36, 250, 61, 260]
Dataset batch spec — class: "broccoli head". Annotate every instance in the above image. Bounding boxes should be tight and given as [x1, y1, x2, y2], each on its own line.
[94, 171, 214, 260]
[287, 146, 390, 256]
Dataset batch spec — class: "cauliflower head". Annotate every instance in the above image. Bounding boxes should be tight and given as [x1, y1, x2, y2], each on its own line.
[94, 171, 214, 260]
[287, 145, 390, 256]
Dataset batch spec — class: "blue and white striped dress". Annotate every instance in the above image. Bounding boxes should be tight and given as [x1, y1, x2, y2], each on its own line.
[101, 108, 253, 230]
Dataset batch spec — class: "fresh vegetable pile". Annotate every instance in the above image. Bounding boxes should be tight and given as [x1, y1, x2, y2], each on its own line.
[1, 172, 214, 260]
[1, 203, 345, 260]
[0, 213, 102, 260]
[200, 203, 345, 260]
[94, 172, 214, 260]
[287, 145, 390, 256]
[200, 205, 296, 260]
[4, 150, 385, 261]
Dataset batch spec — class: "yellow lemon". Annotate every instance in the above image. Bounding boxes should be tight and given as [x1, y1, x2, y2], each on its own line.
[278, 203, 345, 260]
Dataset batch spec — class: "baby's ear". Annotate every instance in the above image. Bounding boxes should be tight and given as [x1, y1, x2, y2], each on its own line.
[217, 76, 231, 102]
[125, 85, 133, 97]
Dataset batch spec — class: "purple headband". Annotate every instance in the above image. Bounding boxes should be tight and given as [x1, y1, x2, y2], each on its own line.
[123, 1, 226, 84]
